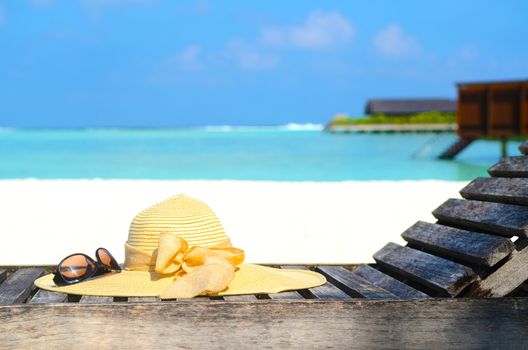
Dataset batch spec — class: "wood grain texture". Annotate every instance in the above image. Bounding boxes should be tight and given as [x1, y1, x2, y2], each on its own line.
[401, 221, 514, 267]
[468, 243, 528, 297]
[223, 295, 259, 301]
[316, 266, 397, 299]
[128, 297, 159, 303]
[287, 266, 351, 300]
[305, 282, 351, 300]
[29, 289, 68, 304]
[488, 156, 528, 177]
[0, 269, 6, 284]
[432, 198, 528, 237]
[79, 296, 114, 304]
[460, 177, 528, 206]
[373, 243, 477, 297]
[2, 299, 528, 349]
[268, 291, 304, 300]
[0, 268, 44, 304]
[353, 264, 430, 299]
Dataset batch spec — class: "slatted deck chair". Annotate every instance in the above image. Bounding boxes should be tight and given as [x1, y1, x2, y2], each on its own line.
[3, 143, 528, 349]
[339, 141, 528, 300]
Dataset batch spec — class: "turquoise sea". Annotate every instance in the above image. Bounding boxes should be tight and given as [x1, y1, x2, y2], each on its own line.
[0, 126, 521, 181]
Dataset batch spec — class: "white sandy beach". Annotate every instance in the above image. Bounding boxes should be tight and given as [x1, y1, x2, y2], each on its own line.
[0, 179, 468, 266]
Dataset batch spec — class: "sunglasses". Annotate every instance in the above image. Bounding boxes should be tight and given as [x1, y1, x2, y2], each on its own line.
[53, 248, 121, 286]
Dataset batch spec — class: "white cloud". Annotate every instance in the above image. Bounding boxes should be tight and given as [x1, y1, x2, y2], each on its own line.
[261, 11, 355, 49]
[227, 39, 279, 70]
[174, 45, 202, 69]
[156, 44, 203, 74]
[373, 24, 420, 58]
[150, 44, 206, 84]
[447, 45, 479, 67]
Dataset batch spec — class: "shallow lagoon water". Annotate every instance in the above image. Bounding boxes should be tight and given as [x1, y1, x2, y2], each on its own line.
[0, 128, 520, 181]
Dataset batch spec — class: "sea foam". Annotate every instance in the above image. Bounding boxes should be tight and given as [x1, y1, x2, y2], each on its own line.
[201, 123, 323, 132]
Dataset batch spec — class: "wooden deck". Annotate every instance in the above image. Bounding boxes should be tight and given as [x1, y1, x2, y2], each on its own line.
[1, 265, 528, 349]
[4, 141, 528, 348]
[326, 123, 456, 133]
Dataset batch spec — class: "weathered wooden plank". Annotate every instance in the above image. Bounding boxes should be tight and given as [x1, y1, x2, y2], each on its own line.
[79, 296, 114, 304]
[2, 299, 528, 349]
[432, 198, 528, 237]
[460, 177, 528, 206]
[175, 297, 212, 302]
[0, 269, 7, 284]
[223, 294, 259, 301]
[353, 264, 430, 299]
[0, 268, 44, 304]
[488, 156, 528, 177]
[401, 221, 514, 267]
[468, 241, 528, 297]
[287, 266, 351, 300]
[316, 266, 397, 299]
[305, 282, 352, 300]
[128, 297, 159, 303]
[519, 141, 528, 155]
[373, 243, 478, 297]
[29, 289, 68, 304]
[268, 291, 304, 300]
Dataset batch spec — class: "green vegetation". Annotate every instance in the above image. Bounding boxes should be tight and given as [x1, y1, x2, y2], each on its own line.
[329, 111, 456, 126]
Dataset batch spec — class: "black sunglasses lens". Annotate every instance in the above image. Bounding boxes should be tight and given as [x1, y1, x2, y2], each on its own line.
[96, 248, 121, 270]
[59, 254, 96, 280]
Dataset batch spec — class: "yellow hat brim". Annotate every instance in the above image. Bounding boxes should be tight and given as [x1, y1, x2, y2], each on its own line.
[34, 264, 326, 297]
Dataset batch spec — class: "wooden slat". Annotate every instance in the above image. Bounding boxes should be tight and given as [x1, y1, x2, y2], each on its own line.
[488, 156, 528, 177]
[268, 291, 304, 300]
[287, 266, 351, 300]
[432, 198, 528, 237]
[128, 297, 159, 303]
[0, 269, 7, 284]
[460, 177, 528, 206]
[316, 266, 397, 299]
[79, 296, 114, 303]
[0, 268, 44, 304]
[353, 264, 430, 299]
[519, 141, 528, 155]
[373, 243, 478, 297]
[3, 299, 528, 349]
[175, 297, 212, 302]
[223, 295, 259, 301]
[469, 241, 528, 297]
[29, 289, 68, 304]
[306, 282, 352, 300]
[401, 221, 514, 267]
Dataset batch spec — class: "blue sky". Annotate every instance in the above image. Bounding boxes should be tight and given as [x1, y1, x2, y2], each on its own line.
[0, 0, 527, 127]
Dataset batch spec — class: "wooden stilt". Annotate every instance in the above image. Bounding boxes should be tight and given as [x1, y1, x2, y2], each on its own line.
[501, 138, 508, 158]
[439, 138, 474, 159]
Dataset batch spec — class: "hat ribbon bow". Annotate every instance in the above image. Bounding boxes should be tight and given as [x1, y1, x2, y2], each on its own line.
[124, 232, 245, 299]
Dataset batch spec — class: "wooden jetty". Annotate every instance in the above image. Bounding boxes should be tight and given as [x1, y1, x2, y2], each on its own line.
[326, 123, 456, 133]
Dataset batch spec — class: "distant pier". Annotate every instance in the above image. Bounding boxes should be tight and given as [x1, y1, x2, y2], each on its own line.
[325, 123, 456, 133]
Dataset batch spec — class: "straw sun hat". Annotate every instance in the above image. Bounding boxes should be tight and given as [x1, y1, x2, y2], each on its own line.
[35, 194, 325, 298]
